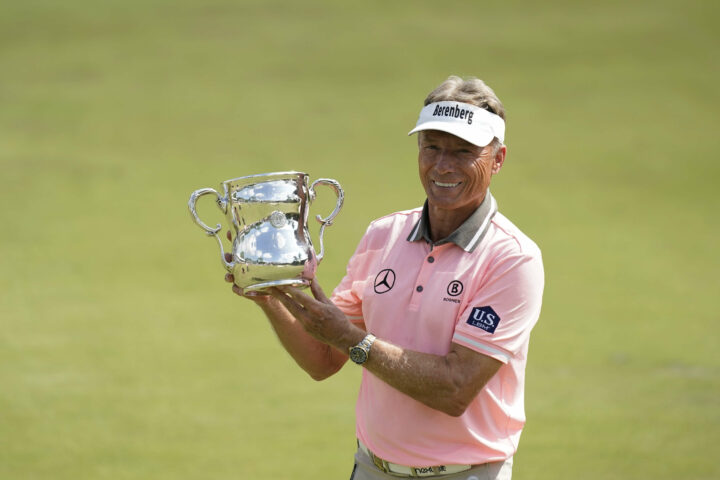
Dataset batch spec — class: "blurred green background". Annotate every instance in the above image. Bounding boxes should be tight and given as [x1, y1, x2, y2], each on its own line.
[1, 0, 718, 478]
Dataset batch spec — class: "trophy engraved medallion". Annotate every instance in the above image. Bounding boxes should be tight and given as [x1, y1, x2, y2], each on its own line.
[188, 172, 344, 292]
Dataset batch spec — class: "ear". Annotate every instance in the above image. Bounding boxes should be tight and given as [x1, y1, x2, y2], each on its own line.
[491, 145, 506, 175]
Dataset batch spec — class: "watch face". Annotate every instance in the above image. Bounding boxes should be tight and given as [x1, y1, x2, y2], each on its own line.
[350, 347, 368, 364]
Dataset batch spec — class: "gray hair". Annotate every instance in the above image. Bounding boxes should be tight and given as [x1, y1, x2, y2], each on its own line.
[424, 75, 505, 119]
[423, 75, 506, 151]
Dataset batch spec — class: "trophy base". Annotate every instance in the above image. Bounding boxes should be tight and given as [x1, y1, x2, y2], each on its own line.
[242, 278, 311, 293]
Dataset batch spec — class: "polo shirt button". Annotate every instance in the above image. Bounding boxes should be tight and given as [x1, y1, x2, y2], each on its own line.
[427, 256, 435, 263]
[416, 285, 423, 292]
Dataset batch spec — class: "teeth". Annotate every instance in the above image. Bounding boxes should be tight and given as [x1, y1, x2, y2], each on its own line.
[434, 181, 460, 187]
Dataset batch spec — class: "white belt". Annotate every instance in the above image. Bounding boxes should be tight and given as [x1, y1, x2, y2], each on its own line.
[358, 440, 472, 477]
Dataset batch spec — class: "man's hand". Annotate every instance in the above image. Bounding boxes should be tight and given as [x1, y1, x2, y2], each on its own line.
[268, 280, 362, 349]
[223, 270, 275, 305]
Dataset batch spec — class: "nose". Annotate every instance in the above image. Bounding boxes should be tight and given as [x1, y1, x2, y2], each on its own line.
[433, 149, 456, 173]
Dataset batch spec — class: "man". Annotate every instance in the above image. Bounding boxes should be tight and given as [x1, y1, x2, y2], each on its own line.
[225, 76, 544, 479]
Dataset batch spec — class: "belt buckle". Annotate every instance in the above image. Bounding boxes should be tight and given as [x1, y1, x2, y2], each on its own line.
[411, 466, 445, 477]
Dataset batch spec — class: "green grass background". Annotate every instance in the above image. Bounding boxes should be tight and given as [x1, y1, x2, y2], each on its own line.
[1, 0, 718, 478]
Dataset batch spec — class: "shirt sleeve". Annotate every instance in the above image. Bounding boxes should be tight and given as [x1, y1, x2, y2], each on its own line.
[330, 229, 372, 325]
[452, 249, 544, 363]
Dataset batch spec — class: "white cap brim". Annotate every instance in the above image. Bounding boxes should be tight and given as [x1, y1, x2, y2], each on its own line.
[408, 101, 505, 146]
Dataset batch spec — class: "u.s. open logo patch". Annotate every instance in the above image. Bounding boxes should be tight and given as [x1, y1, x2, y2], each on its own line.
[466, 306, 501, 334]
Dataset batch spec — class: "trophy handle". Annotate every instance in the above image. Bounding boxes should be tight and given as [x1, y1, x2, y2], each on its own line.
[188, 188, 234, 270]
[309, 178, 344, 263]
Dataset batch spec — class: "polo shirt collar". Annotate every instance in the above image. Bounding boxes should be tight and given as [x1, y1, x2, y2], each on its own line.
[407, 191, 498, 253]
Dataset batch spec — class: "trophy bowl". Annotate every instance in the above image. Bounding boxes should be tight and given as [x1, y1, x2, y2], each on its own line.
[188, 172, 343, 292]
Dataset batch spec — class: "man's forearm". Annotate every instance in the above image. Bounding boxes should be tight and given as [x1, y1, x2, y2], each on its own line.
[329, 335, 501, 417]
[257, 298, 348, 380]
[365, 341, 467, 416]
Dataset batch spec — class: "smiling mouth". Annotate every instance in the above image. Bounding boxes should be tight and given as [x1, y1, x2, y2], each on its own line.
[433, 180, 461, 188]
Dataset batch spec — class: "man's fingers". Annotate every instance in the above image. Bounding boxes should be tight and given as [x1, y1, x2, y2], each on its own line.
[225, 273, 234, 283]
[278, 286, 318, 311]
[310, 279, 330, 303]
[269, 288, 307, 318]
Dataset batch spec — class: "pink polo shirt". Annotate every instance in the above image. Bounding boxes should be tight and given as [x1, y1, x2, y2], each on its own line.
[331, 200, 544, 467]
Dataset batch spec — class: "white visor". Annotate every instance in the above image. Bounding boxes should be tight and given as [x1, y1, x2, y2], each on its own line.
[408, 101, 505, 146]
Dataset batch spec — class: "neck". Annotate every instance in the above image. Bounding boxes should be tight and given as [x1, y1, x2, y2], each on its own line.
[426, 203, 475, 243]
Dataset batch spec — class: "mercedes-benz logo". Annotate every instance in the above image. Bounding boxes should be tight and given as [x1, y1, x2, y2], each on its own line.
[374, 269, 396, 294]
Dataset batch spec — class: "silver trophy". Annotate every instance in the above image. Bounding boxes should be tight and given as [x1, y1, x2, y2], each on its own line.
[188, 172, 344, 292]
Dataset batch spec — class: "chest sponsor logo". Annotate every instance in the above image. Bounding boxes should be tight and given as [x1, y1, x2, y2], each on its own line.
[373, 269, 396, 294]
[466, 306, 500, 334]
[443, 297, 461, 304]
[447, 280, 464, 297]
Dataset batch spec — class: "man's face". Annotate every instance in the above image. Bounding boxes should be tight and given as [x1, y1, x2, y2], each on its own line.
[418, 130, 505, 216]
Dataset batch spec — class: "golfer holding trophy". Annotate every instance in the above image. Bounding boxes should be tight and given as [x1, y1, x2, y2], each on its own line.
[188, 75, 543, 480]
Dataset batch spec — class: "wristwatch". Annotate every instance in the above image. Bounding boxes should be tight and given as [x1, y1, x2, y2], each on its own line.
[349, 334, 376, 365]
